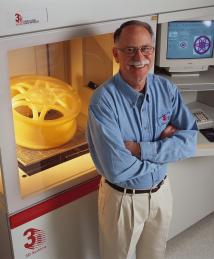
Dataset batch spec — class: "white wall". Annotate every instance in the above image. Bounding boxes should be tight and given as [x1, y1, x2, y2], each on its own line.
[0, 0, 213, 36]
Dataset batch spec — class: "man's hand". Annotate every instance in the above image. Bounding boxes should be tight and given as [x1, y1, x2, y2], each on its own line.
[124, 125, 177, 159]
[124, 141, 141, 159]
[160, 124, 177, 139]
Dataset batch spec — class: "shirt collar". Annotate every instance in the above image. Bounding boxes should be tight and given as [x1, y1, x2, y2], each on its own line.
[114, 72, 150, 106]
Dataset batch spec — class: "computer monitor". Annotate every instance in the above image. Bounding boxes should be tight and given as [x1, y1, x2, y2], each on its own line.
[155, 20, 214, 76]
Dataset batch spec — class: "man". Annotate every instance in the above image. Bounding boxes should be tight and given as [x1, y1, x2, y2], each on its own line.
[87, 20, 198, 259]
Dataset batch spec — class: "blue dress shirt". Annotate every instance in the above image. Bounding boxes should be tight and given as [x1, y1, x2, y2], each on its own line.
[87, 73, 198, 189]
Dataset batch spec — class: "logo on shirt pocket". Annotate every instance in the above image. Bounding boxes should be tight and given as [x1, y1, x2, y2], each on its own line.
[157, 111, 171, 126]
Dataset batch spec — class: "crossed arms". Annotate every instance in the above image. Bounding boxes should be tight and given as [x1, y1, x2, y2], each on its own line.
[125, 124, 177, 159]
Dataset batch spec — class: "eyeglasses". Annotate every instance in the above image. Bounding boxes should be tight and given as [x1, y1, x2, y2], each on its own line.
[117, 46, 154, 56]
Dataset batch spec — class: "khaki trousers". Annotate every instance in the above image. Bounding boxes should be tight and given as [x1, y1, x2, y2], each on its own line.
[98, 177, 173, 259]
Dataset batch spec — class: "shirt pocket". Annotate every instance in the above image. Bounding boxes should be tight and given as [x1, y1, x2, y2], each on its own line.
[157, 110, 171, 129]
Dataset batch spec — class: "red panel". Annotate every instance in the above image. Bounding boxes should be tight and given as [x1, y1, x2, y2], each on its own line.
[9, 176, 101, 229]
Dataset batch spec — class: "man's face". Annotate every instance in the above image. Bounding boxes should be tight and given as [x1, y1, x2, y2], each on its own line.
[113, 25, 154, 91]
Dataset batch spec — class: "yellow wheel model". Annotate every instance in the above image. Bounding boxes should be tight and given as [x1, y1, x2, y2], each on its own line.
[11, 75, 81, 149]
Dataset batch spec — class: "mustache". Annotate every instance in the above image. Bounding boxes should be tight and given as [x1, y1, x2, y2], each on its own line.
[128, 60, 150, 66]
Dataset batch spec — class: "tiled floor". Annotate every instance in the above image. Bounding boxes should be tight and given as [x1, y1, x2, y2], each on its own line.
[166, 212, 214, 259]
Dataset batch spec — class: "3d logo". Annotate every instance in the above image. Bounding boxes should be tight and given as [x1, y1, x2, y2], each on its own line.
[15, 13, 23, 25]
[24, 228, 46, 250]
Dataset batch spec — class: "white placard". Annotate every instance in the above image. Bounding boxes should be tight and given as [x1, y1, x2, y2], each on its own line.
[5, 8, 48, 29]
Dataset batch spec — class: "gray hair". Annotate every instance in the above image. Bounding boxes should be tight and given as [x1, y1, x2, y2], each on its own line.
[113, 20, 154, 43]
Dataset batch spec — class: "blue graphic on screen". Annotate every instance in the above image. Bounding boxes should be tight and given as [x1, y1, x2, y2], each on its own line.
[167, 21, 214, 59]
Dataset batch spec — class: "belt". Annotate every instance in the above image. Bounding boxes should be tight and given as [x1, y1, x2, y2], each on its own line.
[105, 176, 166, 194]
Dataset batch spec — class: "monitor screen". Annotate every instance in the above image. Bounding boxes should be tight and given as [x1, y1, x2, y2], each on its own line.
[167, 21, 214, 60]
[155, 20, 214, 75]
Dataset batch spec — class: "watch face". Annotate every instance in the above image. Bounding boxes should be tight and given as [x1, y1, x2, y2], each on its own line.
[200, 128, 214, 142]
